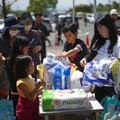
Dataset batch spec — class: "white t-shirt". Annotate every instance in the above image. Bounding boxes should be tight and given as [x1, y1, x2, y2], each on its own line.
[97, 36, 120, 89]
[97, 36, 120, 61]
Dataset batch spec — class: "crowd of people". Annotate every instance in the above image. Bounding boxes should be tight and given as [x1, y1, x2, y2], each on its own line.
[0, 8, 120, 120]
[0, 12, 47, 120]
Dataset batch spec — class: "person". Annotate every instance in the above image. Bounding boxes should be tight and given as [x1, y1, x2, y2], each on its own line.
[17, 16, 22, 24]
[110, 9, 120, 35]
[110, 9, 118, 23]
[42, 19, 52, 46]
[8, 36, 30, 118]
[14, 55, 45, 120]
[0, 16, 23, 59]
[0, 16, 23, 110]
[0, 53, 10, 99]
[45, 35, 51, 46]
[118, 29, 120, 35]
[56, 20, 63, 45]
[56, 23, 89, 72]
[19, 12, 42, 80]
[80, 14, 120, 102]
[33, 12, 49, 62]
[84, 14, 87, 26]
[0, 53, 14, 119]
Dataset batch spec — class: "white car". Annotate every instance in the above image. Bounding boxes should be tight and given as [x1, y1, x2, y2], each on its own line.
[43, 18, 52, 32]
[0, 19, 4, 30]
[76, 12, 84, 19]
[86, 13, 94, 24]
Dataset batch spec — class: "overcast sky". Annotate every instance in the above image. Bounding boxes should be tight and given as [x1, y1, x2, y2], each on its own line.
[9, 0, 120, 11]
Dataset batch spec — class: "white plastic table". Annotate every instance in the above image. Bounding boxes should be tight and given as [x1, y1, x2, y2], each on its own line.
[39, 93, 104, 120]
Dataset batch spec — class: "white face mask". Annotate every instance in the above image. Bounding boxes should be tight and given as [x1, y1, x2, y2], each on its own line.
[24, 25, 32, 31]
[9, 30, 18, 37]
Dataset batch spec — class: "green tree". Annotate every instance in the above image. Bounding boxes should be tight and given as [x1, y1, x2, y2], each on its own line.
[97, 3, 108, 12]
[27, 0, 58, 12]
[112, 1, 119, 8]
[68, 4, 92, 13]
[0, 0, 17, 19]
[67, 1, 120, 15]
[75, 5, 86, 12]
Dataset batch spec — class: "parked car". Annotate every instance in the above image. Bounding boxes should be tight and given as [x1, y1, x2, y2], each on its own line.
[95, 12, 109, 20]
[60, 16, 79, 29]
[76, 12, 84, 19]
[86, 13, 94, 24]
[42, 18, 52, 32]
[116, 16, 120, 29]
[7, 13, 16, 18]
[51, 22, 56, 32]
[0, 19, 4, 30]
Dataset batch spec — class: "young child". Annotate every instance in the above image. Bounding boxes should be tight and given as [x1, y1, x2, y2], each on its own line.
[56, 23, 89, 72]
[8, 36, 30, 117]
[14, 55, 45, 120]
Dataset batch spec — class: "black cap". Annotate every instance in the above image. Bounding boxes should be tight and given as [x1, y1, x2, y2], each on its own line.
[20, 12, 34, 23]
[34, 12, 42, 17]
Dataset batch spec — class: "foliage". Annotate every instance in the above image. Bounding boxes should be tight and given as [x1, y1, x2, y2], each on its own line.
[1, 0, 120, 18]
[97, 3, 109, 12]
[112, 1, 119, 10]
[75, 5, 92, 13]
[27, 0, 58, 12]
[67, 1, 120, 15]
[0, 0, 17, 18]
[11, 10, 26, 16]
[67, 4, 92, 14]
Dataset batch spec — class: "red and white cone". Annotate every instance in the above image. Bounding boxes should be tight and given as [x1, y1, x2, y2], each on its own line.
[85, 32, 90, 46]
[54, 32, 59, 46]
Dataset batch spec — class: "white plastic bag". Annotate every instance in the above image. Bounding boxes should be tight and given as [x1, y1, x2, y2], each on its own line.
[70, 70, 83, 89]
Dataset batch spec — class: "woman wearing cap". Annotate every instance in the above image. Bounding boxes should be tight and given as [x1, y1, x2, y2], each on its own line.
[19, 12, 42, 81]
[110, 9, 120, 35]
[0, 16, 23, 59]
[110, 9, 118, 22]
